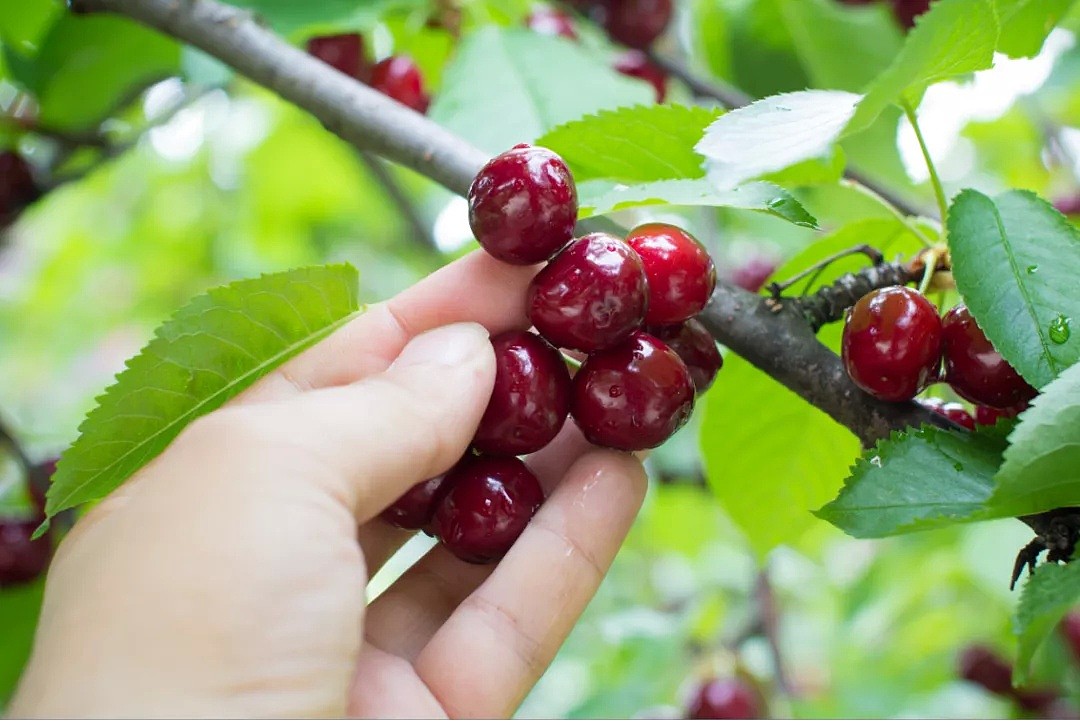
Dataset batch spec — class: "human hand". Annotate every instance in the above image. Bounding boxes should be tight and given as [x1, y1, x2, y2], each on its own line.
[10, 251, 647, 718]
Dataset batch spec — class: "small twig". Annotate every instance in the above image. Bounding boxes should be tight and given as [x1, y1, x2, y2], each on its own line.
[754, 567, 793, 697]
[0, 415, 32, 475]
[767, 244, 884, 296]
[356, 151, 439, 253]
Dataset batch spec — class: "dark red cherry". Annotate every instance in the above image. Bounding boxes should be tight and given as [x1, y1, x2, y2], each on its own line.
[473, 331, 572, 456]
[892, 0, 932, 28]
[687, 678, 764, 720]
[306, 33, 368, 81]
[841, 286, 942, 402]
[1053, 195, 1080, 216]
[1061, 612, 1080, 664]
[919, 397, 975, 430]
[434, 456, 544, 564]
[645, 319, 722, 395]
[468, 144, 578, 266]
[613, 50, 667, 102]
[0, 517, 51, 588]
[958, 645, 1014, 696]
[602, 0, 672, 49]
[974, 402, 1027, 426]
[381, 470, 456, 531]
[525, 7, 577, 39]
[730, 256, 778, 293]
[0, 151, 40, 223]
[571, 331, 694, 450]
[942, 304, 1037, 409]
[626, 223, 716, 324]
[528, 233, 648, 352]
[370, 56, 429, 113]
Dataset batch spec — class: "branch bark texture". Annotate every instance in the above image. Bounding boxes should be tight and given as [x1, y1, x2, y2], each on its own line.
[74, 0, 943, 447]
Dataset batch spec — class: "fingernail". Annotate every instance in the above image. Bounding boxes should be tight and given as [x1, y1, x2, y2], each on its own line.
[392, 322, 490, 368]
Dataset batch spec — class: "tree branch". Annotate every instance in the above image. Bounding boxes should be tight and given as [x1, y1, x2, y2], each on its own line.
[356, 151, 439, 253]
[76, 0, 946, 447]
[645, 51, 932, 220]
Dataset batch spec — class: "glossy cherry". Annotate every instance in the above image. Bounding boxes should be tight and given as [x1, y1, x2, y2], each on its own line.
[958, 645, 1014, 696]
[919, 397, 975, 430]
[381, 470, 456, 531]
[975, 402, 1026, 426]
[369, 56, 430, 113]
[613, 50, 667, 102]
[687, 678, 764, 720]
[468, 144, 578, 265]
[646, 319, 723, 395]
[602, 0, 673, 49]
[528, 233, 648, 352]
[306, 33, 368, 81]
[434, 456, 544, 564]
[0, 517, 51, 588]
[730, 256, 778, 293]
[626, 223, 716, 325]
[525, 7, 577, 39]
[892, 0, 932, 28]
[942, 304, 1037, 409]
[473, 331, 572, 456]
[0, 152, 39, 223]
[571, 331, 695, 450]
[841, 286, 942, 402]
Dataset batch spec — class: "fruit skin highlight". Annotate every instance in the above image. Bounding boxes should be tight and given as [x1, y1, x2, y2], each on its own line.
[627, 223, 717, 325]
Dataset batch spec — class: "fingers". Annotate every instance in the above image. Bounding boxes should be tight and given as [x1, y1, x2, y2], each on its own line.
[237, 251, 536, 405]
[413, 450, 648, 718]
[220, 323, 496, 523]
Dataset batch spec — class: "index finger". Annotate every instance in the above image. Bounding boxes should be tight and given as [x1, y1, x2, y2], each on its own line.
[236, 250, 537, 405]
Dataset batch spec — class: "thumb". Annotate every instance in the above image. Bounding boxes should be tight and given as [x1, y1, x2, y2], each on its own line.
[265, 321, 496, 521]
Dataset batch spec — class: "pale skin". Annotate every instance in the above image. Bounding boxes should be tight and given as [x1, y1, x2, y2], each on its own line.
[10, 250, 648, 718]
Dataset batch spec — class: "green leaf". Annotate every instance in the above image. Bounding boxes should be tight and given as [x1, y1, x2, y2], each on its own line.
[576, 178, 818, 228]
[990, 362, 1080, 516]
[816, 426, 1008, 538]
[430, 27, 653, 156]
[848, 0, 998, 133]
[0, 580, 44, 706]
[778, 0, 904, 92]
[44, 265, 362, 521]
[947, 189, 1080, 389]
[996, 0, 1076, 58]
[700, 354, 859, 558]
[31, 14, 181, 128]
[221, 0, 425, 36]
[1014, 561, 1080, 683]
[0, 0, 60, 54]
[695, 90, 860, 190]
[535, 104, 722, 183]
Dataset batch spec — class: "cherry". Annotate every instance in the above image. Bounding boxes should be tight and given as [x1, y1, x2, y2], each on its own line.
[626, 223, 716, 324]
[1060, 611, 1080, 664]
[919, 397, 975, 430]
[473, 331, 572, 456]
[687, 678, 764, 720]
[958, 645, 1014, 696]
[434, 456, 544, 564]
[1053, 195, 1080, 216]
[571, 331, 694, 450]
[602, 0, 673, 50]
[645, 319, 723, 395]
[730, 256, 778, 293]
[306, 33, 368, 81]
[381, 471, 455, 531]
[468, 144, 578, 266]
[974, 402, 1026, 426]
[613, 50, 667, 103]
[369, 56, 430, 113]
[527, 233, 648, 352]
[841, 286, 942, 402]
[0, 151, 40, 223]
[0, 518, 51, 588]
[891, 0, 932, 28]
[525, 7, 578, 39]
[941, 304, 1037, 409]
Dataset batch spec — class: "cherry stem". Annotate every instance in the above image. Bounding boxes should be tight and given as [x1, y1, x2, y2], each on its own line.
[917, 247, 943, 296]
[767, 244, 884, 296]
[561, 353, 583, 371]
[903, 101, 950, 225]
[839, 178, 936, 248]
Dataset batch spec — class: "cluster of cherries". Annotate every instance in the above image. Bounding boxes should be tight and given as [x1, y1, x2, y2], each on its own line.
[381, 143, 722, 564]
[526, 3, 671, 102]
[0, 460, 54, 588]
[838, 0, 933, 29]
[0, 151, 41, 226]
[841, 286, 1036, 427]
[306, 33, 430, 113]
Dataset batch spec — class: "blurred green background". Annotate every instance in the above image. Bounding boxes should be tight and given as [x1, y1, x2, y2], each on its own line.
[4, 0, 1080, 716]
